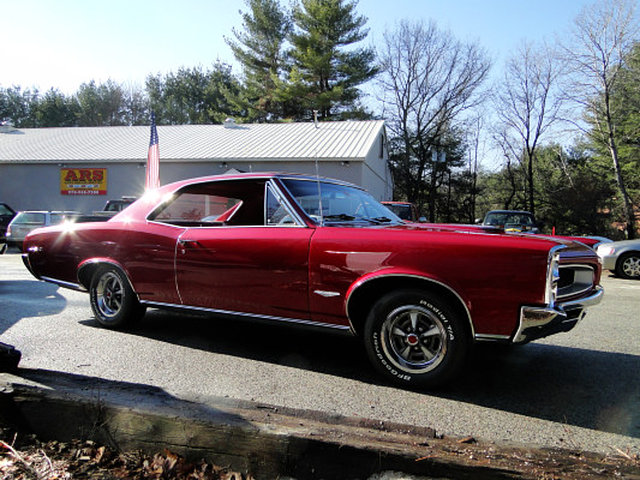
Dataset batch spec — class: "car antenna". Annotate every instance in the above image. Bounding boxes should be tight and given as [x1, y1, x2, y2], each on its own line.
[313, 110, 324, 226]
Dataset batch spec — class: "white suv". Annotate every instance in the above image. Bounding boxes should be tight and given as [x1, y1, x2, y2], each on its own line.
[6, 211, 78, 250]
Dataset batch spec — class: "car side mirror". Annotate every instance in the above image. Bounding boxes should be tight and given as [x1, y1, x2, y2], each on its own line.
[418, 216, 427, 223]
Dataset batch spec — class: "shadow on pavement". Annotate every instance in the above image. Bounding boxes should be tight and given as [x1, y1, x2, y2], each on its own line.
[0, 280, 66, 335]
[80, 308, 640, 440]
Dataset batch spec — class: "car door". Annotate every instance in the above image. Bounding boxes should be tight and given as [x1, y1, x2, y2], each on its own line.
[174, 180, 313, 320]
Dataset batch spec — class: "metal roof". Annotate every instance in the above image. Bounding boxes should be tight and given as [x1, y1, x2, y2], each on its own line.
[0, 120, 385, 163]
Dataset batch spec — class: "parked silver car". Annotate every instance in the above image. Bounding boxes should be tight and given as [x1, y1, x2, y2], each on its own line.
[6, 211, 78, 250]
[596, 239, 640, 279]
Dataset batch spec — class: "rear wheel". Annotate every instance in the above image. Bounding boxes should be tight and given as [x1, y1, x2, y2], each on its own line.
[363, 290, 469, 388]
[616, 252, 640, 279]
[89, 266, 146, 328]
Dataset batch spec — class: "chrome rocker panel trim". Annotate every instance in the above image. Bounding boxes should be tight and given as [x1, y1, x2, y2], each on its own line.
[141, 300, 352, 333]
[513, 285, 604, 344]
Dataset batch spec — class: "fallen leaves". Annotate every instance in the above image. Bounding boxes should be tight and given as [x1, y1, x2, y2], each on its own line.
[0, 435, 254, 480]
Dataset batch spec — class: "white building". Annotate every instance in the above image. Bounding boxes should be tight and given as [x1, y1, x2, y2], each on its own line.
[0, 120, 391, 212]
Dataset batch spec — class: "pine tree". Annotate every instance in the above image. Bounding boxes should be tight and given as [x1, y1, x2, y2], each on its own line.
[285, 0, 377, 120]
[226, 0, 291, 121]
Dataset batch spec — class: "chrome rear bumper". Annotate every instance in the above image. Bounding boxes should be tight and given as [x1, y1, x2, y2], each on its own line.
[513, 285, 604, 344]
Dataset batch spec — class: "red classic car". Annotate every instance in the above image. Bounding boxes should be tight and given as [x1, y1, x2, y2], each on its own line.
[22, 173, 604, 387]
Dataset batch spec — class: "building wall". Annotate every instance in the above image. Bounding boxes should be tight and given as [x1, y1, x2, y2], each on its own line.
[0, 163, 146, 212]
[0, 159, 385, 213]
[361, 132, 392, 201]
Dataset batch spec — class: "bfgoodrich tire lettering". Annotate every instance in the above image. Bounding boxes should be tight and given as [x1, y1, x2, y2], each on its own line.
[364, 289, 469, 388]
[89, 266, 146, 328]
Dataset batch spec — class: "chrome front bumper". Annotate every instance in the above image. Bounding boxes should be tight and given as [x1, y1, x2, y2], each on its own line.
[513, 285, 604, 344]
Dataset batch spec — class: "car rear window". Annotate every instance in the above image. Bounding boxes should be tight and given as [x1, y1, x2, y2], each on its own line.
[50, 214, 68, 225]
[14, 212, 45, 224]
[0, 204, 13, 216]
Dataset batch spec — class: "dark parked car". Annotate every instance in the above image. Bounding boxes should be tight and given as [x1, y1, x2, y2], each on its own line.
[22, 173, 603, 387]
[0, 202, 16, 240]
[481, 210, 540, 233]
[381, 201, 424, 222]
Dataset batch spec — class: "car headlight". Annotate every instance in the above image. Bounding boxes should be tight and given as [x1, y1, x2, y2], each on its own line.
[546, 250, 561, 306]
[596, 245, 615, 256]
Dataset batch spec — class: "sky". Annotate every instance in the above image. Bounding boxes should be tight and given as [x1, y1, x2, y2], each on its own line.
[1, 0, 596, 97]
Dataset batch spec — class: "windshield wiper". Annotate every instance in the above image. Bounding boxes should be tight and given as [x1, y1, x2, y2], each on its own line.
[323, 214, 395, 224]
[361, 216, 393, 224]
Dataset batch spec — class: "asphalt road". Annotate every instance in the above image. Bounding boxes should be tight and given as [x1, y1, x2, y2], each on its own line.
[1, 249, 638, 456]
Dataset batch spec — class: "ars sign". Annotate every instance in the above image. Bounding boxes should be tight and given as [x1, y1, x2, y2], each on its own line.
[60, 168, 107, 195]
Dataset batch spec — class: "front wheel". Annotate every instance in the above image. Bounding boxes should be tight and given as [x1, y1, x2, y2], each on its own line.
[363, 290, 469, 388]
[616, 252, 640, 279]
[89, 266, 146, 328]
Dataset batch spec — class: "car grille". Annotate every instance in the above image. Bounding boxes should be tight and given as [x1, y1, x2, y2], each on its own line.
[557, 264, 595, 300]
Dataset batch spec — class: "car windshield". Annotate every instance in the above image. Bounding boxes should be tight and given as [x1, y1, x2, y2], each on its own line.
[282, 179, 402, 225]
[386, 204, 413, 221]
[485, 212, 535, 226]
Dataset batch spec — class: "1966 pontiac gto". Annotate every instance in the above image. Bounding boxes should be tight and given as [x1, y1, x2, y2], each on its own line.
[22, 173, 604, 387]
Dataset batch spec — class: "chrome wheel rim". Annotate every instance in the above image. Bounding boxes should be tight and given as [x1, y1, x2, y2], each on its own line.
[381, 305, 447, 374]
[96, 272, 124, 318]
[622, 256, 640, 278]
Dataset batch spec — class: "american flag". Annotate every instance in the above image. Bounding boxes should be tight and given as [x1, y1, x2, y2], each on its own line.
[146, 113, 160, 190]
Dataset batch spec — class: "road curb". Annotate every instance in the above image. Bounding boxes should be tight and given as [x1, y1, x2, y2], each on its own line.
[0, 369, 636, 479]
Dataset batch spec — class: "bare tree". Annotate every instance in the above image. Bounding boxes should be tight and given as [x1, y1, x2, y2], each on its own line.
[492, 127, 525, 210]
[561, 0, 639, 238]
[464, 112, 486, 222]
[493, 41, 563, 216]
[378, 20, 491, 220]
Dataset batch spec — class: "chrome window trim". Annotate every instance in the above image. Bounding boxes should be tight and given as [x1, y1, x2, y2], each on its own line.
[265, 180, 307, 227]
[140, 300, 351, 332]
[145, 221, 306, 230]
[144, 177, 308, 229]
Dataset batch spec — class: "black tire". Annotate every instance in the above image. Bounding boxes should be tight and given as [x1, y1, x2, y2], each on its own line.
[615, 252, 640, 279]
[89, 266, 146, 328]
[363, 289, 470, 388]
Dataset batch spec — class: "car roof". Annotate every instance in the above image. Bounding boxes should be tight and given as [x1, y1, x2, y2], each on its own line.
[486, 210, 533, 215]
[15, 210, 79, 214]
[162, 172, 362, 191]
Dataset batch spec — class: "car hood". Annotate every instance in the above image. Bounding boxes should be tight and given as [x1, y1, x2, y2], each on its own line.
[604, 239, 640, 249]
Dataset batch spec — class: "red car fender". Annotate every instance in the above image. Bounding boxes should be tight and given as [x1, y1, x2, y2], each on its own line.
[343, 268, 474, 337]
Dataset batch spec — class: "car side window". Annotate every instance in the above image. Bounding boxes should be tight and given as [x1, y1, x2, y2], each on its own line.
[148, 179, 283, 227]
[151, 193, 242, 226]
[265, 185, 296, 226]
